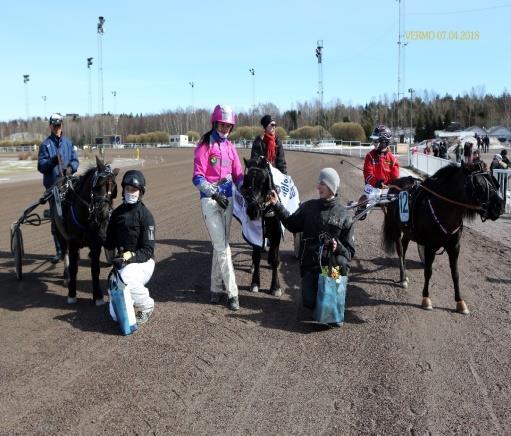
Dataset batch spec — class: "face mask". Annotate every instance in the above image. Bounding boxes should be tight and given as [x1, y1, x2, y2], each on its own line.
[124, 191, 140, 204]
[217, 131, 229, 139]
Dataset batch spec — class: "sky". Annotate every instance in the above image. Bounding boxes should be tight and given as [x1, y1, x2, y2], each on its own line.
[1, 0, 510, 121]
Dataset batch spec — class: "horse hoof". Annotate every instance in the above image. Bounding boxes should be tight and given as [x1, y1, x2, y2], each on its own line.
[250, 284, 259, 293]
[95, 298, 106, 307]
[421, 297, 433, 310]
[271, 288, 283, 298]
[400, 280, 408, 289]
[456, 301, 470, 315]
[67, 297, 77, 305]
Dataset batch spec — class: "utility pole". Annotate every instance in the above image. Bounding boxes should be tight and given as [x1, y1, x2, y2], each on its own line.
[112, 90, 117, 115]
[23, 74, 30, 120]
[97, 16, 105, 114]
[87, 57, 93, 116]
[316, 40, 324, 128]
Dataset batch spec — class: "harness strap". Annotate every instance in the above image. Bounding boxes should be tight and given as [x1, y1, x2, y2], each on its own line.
[427, 199, 461, 236]
[420, 184, 482, 210]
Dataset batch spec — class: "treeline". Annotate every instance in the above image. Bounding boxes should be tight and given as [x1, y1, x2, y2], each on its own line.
[1, 90, 510, 146]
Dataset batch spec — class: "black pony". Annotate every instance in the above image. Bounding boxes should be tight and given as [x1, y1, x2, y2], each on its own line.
[241, 157, 282, 297]
[52, 157, 119, 305]
[382, 162, 504, 314]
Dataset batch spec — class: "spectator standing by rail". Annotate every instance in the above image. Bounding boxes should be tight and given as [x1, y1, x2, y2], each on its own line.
[250, 114, 287, 174]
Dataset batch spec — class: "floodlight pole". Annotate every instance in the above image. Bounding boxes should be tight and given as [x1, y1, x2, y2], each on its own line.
[23, 74, 30, 120]
[87, 57, 93, 116]
[249, 68, 255, 118]
[41, 96, 47, 118]
[97, 16, 105, 114]
[316, 40, 324, 128]
[408, 88, 414, 144]
[189, 81, 195, 111]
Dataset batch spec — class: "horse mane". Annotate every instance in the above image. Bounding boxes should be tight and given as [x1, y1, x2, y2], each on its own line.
[422, 163, 477, 220]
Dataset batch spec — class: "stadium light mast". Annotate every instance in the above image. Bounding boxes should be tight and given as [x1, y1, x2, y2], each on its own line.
[23, 74, 30, 120]
[396, 0, 407, 132]
[315, 40, 324, 127]
[87, 57, 93, 116]
[97, 16, 105, 114]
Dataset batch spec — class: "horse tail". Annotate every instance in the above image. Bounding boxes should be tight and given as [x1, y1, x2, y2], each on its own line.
[381, 205, 397, 256]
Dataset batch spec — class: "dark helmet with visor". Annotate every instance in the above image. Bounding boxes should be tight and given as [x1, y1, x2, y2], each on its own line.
[371, 124, 392, 149]
[122, 170, 146, 194]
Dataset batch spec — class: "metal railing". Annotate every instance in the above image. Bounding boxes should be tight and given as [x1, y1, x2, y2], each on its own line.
[409, 151, 452, 176]
[492, 169, 511, 214]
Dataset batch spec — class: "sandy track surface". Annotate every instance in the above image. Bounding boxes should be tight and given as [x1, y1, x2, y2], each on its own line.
[1, 148, 510, 435]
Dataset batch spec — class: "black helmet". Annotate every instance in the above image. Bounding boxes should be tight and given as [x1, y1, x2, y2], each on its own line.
[370, 124, 392, 143]
[122, 170, 146, 194]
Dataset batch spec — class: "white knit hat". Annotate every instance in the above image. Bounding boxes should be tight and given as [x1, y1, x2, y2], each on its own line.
[319, 167, 340, 195]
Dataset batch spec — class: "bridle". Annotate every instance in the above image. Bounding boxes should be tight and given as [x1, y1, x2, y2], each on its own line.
[243, 163, 274, 212]
[69, 166, 117, 227]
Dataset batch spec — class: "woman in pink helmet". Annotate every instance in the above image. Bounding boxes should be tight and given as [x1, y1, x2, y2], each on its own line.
[192, 104, 244, 311]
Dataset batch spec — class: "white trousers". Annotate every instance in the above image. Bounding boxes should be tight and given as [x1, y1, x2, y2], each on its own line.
[363, 184, 389, 206]
[119, 258, 155, 311]
[201, 197, 238, 298]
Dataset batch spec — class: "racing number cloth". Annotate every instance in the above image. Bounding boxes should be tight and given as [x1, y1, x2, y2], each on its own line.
[233, 165, 300, 246]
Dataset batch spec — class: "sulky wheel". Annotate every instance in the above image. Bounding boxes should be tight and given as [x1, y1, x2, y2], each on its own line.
[11, 225, 24, 280]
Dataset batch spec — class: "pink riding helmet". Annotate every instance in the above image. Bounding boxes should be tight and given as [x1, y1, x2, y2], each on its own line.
[211, 104, 236, 127]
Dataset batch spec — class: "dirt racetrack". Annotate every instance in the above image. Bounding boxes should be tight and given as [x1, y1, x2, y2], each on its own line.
[1, 148, 510, 435]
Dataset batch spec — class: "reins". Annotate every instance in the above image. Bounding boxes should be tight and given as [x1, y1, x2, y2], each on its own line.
[418, 184, 482, 210]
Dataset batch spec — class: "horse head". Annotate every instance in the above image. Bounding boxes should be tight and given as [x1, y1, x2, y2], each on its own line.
[241, 156, 272, 220]
[463, 162, 505, 221]
[89, 156, 120, 240]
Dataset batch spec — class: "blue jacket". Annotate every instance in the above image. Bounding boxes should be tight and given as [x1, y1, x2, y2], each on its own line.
[37, 134, 79, 188]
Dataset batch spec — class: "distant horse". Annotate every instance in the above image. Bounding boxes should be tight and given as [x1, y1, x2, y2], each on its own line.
[52, 157, 119, 305]
[382, 162, 504, 314]
[241, 157, 282, 297]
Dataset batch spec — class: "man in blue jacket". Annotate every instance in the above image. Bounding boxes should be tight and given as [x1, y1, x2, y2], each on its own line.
[37, 113, 79, 263]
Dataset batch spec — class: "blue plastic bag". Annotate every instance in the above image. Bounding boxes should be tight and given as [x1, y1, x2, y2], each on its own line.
[313, 274, 348, 325]
[108, 270, 138, 335]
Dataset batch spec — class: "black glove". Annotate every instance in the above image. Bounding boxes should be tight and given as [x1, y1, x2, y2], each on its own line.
[51, 155, 60, 166]
[212, 192, 229, 209]
[375, 179, 384, 189]
[111, 256, 126, 270]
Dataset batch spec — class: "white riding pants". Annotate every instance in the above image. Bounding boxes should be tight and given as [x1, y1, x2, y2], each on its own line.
[201, 197, 238, 298]
[118, 258, 155, 311]
[363, 184, 389, 206]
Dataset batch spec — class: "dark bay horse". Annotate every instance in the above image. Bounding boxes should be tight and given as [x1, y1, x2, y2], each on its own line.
[382, 162, 504, 314]
[241, 157, 282, 297]
[52, 157, 119, 305]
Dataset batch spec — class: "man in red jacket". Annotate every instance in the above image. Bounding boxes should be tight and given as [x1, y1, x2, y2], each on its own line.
[357, 125, 400, 220]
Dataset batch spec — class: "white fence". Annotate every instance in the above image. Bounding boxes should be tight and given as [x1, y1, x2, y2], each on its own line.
[493, 169, 511, 214]
[409, 151, 452, 176]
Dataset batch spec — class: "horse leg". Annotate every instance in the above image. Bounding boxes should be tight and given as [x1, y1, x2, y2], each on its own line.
[268, 239, 282, 298]
[90, 242, 105, 305]
[447, 241, 469, 314]
[421, 246, 436, 310]
[395, 236, 408, 288]
[250, 246, 261, 293]
[401, 236, 410, 287]
[67, 242, 79, 304]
